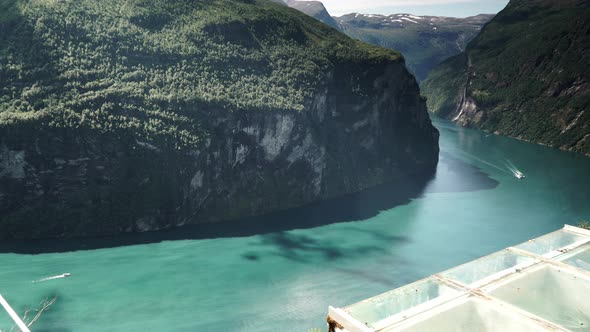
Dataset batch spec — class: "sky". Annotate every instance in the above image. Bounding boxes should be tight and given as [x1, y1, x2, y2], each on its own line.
[322, 0, 510, 17]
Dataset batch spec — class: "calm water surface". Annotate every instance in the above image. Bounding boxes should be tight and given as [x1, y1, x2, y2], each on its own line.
[1, 118, 589, 331]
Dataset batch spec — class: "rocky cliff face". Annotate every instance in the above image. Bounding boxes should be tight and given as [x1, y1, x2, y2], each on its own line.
[0, 61, 437, 239]
[0, 0, 438, 239]
[422, 0, 590, 155]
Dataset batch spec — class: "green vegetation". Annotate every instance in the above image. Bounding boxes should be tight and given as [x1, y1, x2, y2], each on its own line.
[0, 0, 400, 149]
[579, 220, 590, 230]
[338, 14, 492, 81]
[422, 0, 590, 155]
[420, 54, 468, 117]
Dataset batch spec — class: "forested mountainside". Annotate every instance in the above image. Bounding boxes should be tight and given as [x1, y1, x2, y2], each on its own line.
[338, 13, 493, 81]
[422, 0, 590, 155]
[0, 0, 438, 239]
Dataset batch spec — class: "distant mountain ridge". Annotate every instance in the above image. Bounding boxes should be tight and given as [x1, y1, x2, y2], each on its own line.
[337, 13, 494, 81]
[422, 0, 590, 155]
[283, 0, 493, 81]
[284, 0, 340, 30]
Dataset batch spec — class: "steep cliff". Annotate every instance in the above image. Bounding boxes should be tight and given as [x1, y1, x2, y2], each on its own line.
[0, 0, 438, 239]
[422, 0, 590, 155]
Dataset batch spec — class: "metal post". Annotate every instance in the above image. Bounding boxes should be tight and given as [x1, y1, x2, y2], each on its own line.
[0, 294, 31, 332]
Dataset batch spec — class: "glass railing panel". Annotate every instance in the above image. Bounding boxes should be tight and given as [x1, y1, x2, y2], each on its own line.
[440, 250, 534, 286]
[514, 229, 589, 256]
[394, 298, 547, 332]
[345, 278, 459, 328]
[557, 243, 590, 272]
[489, 265, 590, 331]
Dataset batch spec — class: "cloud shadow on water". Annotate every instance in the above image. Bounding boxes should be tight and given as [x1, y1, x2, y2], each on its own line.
[246, 231, 390, 263]
[14, 292, 72, 332]
[0, 155, 498, 254]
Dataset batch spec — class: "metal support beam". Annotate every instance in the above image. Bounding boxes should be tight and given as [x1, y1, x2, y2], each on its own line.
[0, 294, 31, 332]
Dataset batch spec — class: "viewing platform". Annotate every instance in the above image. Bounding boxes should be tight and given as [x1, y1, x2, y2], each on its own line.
[327, 225, 590, 332]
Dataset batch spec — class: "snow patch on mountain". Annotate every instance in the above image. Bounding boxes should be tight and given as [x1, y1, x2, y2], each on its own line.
[401, 17, 419, 24]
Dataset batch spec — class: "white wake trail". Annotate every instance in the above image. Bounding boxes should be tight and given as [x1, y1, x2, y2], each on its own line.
[455, 150, 512, 174]
[33, 273, 71, 283]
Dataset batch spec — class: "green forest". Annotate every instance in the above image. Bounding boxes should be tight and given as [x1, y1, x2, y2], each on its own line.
[422, 0, 590, 154]
[0, 0, 400, 149]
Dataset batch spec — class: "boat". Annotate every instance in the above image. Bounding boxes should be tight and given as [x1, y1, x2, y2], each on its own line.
[514, 170, 525, 179]
[33, 273, 71, 283]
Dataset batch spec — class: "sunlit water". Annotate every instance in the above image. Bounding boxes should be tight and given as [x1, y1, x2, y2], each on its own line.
[1, 118, 589, 331]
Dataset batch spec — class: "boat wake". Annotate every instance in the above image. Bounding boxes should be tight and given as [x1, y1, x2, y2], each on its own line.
[454, 150, 513, 175]
[505, 160, 525, 179]
[450, 150, 526, 179]
[33, 273, 71, 283]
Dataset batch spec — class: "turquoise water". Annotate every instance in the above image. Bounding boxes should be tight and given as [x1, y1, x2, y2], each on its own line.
[1, 118, 589, 331]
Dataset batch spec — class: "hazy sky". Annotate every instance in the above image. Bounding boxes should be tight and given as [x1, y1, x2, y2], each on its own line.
[323, 0, 510, 17]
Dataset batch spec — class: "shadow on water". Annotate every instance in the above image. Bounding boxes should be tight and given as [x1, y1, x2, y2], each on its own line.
[0, 155, 498, 254]
[425, 152, 500, 194]
[10, 292, 72, 332]
[240, 225, 413, 264]
[244, 231, 396, 263]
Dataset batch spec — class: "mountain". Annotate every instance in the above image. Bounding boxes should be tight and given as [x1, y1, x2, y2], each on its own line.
[337, 13, 494, 81]
[284, 0, 340, 30]
[422, 0, 590, 155]
[0, 0, 438, 239]
[281, 1, 492, 81]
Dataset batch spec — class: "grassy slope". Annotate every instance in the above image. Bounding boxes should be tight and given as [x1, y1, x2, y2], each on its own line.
[423, 0, 590, 154]
[0, 0, 400, 149]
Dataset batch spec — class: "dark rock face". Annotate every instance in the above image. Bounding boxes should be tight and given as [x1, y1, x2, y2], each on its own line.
[0, 61, 438, 239]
